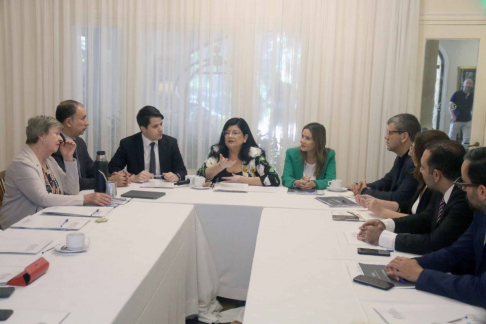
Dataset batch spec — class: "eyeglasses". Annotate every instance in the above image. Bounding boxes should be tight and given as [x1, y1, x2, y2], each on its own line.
[385, 130, 405, 136]
[223, 130, 242, 136]
[454, 177, 480, 191]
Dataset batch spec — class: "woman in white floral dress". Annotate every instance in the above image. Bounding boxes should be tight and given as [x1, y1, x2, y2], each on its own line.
[197, 118, 280, 186]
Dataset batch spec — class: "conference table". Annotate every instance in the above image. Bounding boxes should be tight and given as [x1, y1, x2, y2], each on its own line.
[1, 181, 485, 324]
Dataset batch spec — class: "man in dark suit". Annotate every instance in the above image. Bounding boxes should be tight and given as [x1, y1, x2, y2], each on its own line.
[358, 140, 473, 255]
[52, 100, 129, 190]
[350, 113, 421, 204]
[386, 147, 486, 308]
[109, 106, 187, 182]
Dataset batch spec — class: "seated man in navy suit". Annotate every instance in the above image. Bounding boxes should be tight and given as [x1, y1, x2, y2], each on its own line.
[350, 113, 421, 204]
[358, 140, 473, 255]
[109, 106, 187, 182]
[52, 100, 129, 190]
[385, 147, 486, 308]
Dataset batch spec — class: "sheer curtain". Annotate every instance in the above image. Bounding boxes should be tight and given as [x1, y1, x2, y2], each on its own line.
[0, 0, 419, 185]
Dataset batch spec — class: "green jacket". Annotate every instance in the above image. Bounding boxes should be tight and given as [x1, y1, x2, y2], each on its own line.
[282, 147, 336, 189]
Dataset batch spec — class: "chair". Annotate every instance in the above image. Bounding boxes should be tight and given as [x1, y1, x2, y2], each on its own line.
[0, 170, 6, 206]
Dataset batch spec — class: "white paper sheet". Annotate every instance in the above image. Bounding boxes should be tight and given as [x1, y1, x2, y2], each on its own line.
[140, 181, 175, 189]
[0, 266, 25, 284]
[0, 237, 53, 254]
[11, 216, 90, 231]
[213, 183, 249, 192]
[38, 206, 114, 218]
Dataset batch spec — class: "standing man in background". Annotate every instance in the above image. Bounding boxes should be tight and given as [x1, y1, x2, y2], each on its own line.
[449, 78, 474, 149]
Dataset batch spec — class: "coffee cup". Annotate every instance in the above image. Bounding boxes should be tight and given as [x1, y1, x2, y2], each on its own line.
[105, 181, 117, 198]
[193, 176, 206, 188]
[66, 232, 90, 251]
[328, 179, 343, 190]
[185, 175, 197, 186]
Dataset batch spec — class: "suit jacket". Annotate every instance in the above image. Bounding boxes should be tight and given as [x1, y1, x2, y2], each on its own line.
[0, 146, 83, 229]
[52, 135, 96, 190]
[398, 186, 433, 215]
[281, 147, 336, 190]
[393, 186, 474, 255]
[362, 154, 418, 204]
[108, 132, 187, 179]
[415, 211, 486, 308]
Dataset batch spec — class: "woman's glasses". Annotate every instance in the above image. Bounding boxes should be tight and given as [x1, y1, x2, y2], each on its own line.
[223, 130, 242, 136]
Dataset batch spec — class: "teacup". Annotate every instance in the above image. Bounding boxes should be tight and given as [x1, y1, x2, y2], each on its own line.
[328, 179, 343, 190]
[66, 232, 90, 251]
[193, 176, 206, 187]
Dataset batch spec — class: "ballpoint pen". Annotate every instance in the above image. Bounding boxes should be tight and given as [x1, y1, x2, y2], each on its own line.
[42, 246, 55, 254]
[90, 209, 100, 217]
[60, 219, 69, 227]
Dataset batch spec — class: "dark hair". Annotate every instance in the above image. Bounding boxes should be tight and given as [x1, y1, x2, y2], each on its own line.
[425, 140, 466, 181]
[56, 100, 81, 123]
[387, 113, 421, 142]
[299, 123, 328, 177]
[465, 147, 486, 186]
[215, 118, 262, 163]
[412, 130, 449, 189]
[136, 106, 164, 128]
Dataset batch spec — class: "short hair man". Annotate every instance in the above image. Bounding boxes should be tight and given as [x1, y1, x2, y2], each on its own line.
[449, 78, 474, 149]
[385, 147, 486, 308]
[351, 113, 421, 203]
[358, 140, 473, 255]
[108, 106, 187, 182]
[52, 100, 129, 190]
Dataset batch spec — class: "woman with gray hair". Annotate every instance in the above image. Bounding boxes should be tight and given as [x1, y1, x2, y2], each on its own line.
[0, 115, 111, 229]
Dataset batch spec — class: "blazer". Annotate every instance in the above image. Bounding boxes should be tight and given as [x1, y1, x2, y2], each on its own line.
[281, 147, 336, 190]
[108, 132, 187, 179]
[398, 186, 433, 215]
[393, 186, 474, 255]
[52, 135, 96, 190]
[0, 146, 83, 229]
[415, 211, 486, 308]
[362, 154, 418, 204]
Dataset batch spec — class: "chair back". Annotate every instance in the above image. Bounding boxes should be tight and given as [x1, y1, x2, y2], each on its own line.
[0, 170, 6, 206]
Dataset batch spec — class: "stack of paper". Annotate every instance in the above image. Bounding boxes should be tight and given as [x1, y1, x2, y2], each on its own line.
[140, 181, 175, 189]
[213, 183, 249, 192]
[38, 206, 114, 218]
[11, 215, 90, 231]
[0, 237, 53, 254]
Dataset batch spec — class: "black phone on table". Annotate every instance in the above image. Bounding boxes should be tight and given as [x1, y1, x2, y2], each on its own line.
[353, 275, 394, 290]
[0, 309, 13, 321]
[0, 287, 15, 298]
[357, 247, 391, 257]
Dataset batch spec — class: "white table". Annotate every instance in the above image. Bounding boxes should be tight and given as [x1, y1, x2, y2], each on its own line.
[244, 208, 486, 323]
[0, 202, 219, 324]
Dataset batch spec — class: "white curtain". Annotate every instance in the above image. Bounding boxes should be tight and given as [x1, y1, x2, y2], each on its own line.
[0, 0, 419, 185]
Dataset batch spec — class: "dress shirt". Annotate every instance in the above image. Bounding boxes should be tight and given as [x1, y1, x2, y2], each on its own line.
[379, 185, 455, 249]
[142, 134, 160, 176]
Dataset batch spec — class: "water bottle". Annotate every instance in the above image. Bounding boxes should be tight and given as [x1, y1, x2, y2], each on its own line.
[94, 151, 109, 193]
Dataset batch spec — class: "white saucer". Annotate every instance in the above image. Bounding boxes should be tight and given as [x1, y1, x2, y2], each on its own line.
[327, 187, 348, 192]
[54, 243, 89, 253]
[191, 186, 211, 190]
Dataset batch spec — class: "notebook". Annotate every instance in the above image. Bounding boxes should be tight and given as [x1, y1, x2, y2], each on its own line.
[120, 190, 166, 199]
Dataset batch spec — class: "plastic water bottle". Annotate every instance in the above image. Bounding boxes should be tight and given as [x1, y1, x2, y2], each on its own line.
[94, 151, 108, 193]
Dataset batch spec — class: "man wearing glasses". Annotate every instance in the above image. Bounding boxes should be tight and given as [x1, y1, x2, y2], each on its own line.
[385, 147, 486, 308]
[351, 113, 421, 204]
[109, 106, 187, 182]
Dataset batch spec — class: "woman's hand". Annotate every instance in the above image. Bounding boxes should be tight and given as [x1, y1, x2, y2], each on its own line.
[221, 174, 243, 183]
[365, 197, 386, 216]
[83, 193, 112, 206]
[60, 139, 76, 162]
[218, 154, 237, 170]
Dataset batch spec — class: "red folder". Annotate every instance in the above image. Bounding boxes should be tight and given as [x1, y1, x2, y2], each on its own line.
[7, 257, 49, 286]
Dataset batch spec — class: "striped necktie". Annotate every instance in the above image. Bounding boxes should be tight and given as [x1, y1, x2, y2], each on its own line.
[436, 199, 446, 224]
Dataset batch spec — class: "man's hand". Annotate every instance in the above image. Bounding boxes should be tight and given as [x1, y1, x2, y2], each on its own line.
[386, 257, 423, 283]
[60, 139, 76, 162]
[350, 179, 367, 195]
[357, 224, 384, 245]
[109, 171, 129, 187]
[83, 193, 112, 206]
[162, 172, 179, 182]
[131, 171, 153, 183]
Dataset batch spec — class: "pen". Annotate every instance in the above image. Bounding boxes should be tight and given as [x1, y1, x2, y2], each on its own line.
[448, 316, 468, 323]
[90, 209, 100, 217]
[397, 277, 406, 283]
[42, 246, 55, 254]
[60, 219, 69, 227]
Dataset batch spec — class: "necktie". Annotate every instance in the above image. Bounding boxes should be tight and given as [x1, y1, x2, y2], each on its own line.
[73, 139, 82, 177]
[149, 142, 156, 174]
[436, 198, 446, 224]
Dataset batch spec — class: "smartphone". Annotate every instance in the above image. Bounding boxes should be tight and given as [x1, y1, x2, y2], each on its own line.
[353, 275, 394, 291]
[0, 310, 13, 321]
[332, 214, 361, 221]
[0, 287, 15, 298]
[357, 248, 391, 257]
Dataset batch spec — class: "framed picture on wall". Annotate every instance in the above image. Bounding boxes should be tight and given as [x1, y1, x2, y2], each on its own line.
[457, 66, 477, 91]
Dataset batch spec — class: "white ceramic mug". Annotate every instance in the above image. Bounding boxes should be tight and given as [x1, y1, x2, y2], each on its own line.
[193, 176, 206, 187]
[185, 175, 197, 186]
[66, 232, 90, 251]
[327, 179, 343, 190]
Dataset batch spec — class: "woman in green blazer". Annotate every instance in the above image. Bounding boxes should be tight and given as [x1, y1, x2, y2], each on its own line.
[282, 123, 336, 190]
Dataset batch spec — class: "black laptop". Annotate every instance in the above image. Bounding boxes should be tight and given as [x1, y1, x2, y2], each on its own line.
[120, 190, 166, 200]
